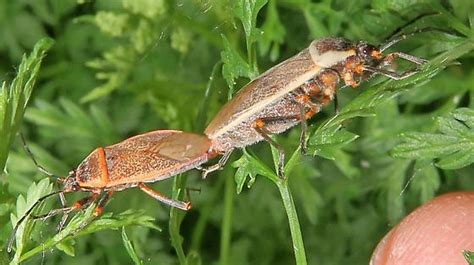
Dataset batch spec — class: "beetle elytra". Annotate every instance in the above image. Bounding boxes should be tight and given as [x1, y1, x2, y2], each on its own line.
[8, 130, 216, 252]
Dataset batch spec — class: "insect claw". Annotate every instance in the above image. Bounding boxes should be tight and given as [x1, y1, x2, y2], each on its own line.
[300, 135, 308, 155]
[197, 150, 233, 179]
[183, 201, 192, 210]
[300, 145, 307, 155]
[56, 217, 67, 232]
[202, 170, 209, 179]
[196, 166, 210, 179]
[277, 168, 286, 180]
[72, 215, 96, 235]
[277, 157, 286, 180]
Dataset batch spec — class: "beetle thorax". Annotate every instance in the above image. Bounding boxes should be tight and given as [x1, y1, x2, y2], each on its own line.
[309, 37, 356, 68]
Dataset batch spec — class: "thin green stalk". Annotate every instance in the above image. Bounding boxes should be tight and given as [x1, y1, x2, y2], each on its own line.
[246, 40, 254, 74]
[169, 175, 188, 265]
[190, 175, 225, 251]
[196, 61, 222, 132]
[252, 144, 308, 265]
[246, 39, 259, 79]
[276, 179, 307, 265]
[219, 168, 234, 265]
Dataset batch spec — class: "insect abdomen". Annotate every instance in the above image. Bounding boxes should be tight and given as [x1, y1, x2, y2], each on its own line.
[208, 68, 340, 152]
[205, 48, 320, 141]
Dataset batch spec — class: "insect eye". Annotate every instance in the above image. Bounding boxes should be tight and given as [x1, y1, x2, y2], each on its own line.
[357, 43, 371, 57]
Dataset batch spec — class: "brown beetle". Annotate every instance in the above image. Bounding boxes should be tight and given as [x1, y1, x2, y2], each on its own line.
[201, 35, 426, 178]
[8, 130, 216, 252]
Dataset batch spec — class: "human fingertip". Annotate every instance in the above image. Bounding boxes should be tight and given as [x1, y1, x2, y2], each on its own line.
[371, 191, 474, 265]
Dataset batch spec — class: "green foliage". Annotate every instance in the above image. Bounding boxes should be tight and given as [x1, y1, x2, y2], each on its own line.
[81, 0, 169, 103]
[258, 0, 285, 61]
[464, 250, 474, 265]
[0, 38, 53, 172]
[232, 0, 268, 72]
[25, 98, 120, 154]
[122, 227, 143, 265]
[393, 108, 474, 169]
[9, 178, 53, 264]
[8, 179, 159, 264]
[233, 149, 277, 193]
[1, 0, 473, 264]
[169, 176, 189, 265]
[221, 35, 255, 93]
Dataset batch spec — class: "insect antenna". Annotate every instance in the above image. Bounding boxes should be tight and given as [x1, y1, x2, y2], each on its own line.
[20, 133, 61, 180]
[381, 27, 456, 52]
[384, 12, 440, 42]
[380, 11, 461, 52]
[18, 134, 70, 233]
[7, 190, 63, 252]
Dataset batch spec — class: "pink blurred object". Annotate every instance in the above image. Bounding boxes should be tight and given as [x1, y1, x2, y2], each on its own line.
[371, 192, 474, 265]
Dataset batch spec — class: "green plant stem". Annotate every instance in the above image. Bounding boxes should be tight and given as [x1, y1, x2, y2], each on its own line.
[18, 206, 95, 262]
[196, 61, 222, 132]
[219, 168, 234, 265]
[169, 175, 188, 265]
[18, 206, 159, 262]
[263, 144, 307, 264]
[246, 40, 259, 79]
[276, 179, 307, 265]
[190, 175, 225, 251]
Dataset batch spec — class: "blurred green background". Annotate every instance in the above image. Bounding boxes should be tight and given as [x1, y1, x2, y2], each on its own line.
[0, 0, 473, 264]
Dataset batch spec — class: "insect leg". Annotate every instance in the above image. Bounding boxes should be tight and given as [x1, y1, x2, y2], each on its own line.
[57, 192, 68, 231]
[295, 102, 320, 155]
[298, 104, 308, 155]
[198, 149, 233, 179]
[297, 69, 340, 152]
[7, 190, 63, 252]
[8, 192, 97, 252]
[291, 80, 324, 155]
[20, 133, 72, 230]
[58, 192, 67, 208]
[93, 190, 113, 216]
[23, 192, 97, 232]
[253, 70, 340, 176]
[253, 119, 286, 179]
[57, 192, 99, 231]
[138, 183, 192, 211]
[363, 65, 420, 80]
[381, 52, 428, 67]
[72, 191, 111, 234]
[31, 205, 74, 221]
